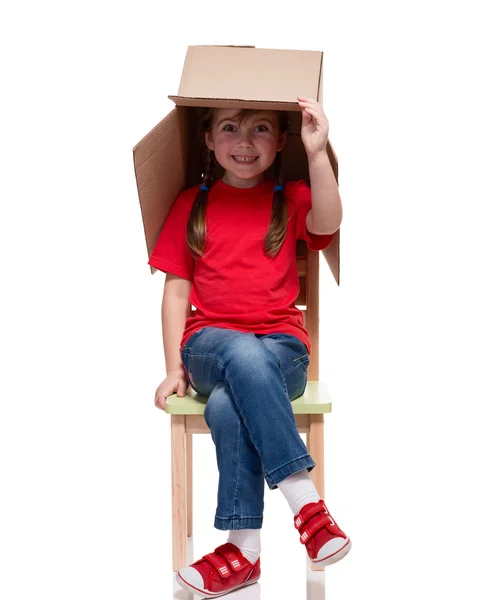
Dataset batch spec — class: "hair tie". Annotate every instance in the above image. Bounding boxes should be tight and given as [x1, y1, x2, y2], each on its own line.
[274, 184, 284, 192]
[200, 185, 209, 191]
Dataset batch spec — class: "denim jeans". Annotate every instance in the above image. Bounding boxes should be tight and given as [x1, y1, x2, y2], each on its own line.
[181, 326, 316, 530]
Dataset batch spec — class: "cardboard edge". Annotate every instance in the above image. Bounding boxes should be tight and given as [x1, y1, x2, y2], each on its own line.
[318, 52, 324, 103]
[192, 44, 256, 49]
[132, 141, 152, 274]
[168, 96, 301, 112]
[322, 139, 340, 286]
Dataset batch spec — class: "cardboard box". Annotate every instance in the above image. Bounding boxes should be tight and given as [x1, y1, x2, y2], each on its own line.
[133, 45, 340, 283]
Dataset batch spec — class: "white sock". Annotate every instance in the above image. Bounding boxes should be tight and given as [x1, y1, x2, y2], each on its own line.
[277, 468, 321, 515]
[227, 529, 261, 565]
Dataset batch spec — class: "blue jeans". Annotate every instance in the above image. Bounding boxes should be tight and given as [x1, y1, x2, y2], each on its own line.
[181, 326, 316, 530]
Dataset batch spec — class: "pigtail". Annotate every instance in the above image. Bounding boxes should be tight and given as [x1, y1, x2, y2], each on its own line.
[263, 150, 288, 258]
[187, 147, 216, 259]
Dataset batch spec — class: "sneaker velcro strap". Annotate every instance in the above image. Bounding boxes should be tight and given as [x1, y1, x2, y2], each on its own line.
[298, 513, 333, 545]
[202, 544, 247, 579]
[295, 500, 328, 529]
[218, 544, 247, 571]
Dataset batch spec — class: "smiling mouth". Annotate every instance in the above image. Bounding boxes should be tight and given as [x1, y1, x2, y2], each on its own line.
[232, 155, 259, 164]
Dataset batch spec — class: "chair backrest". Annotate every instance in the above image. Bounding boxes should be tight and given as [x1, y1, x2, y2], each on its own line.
[297, 239, 319, 382]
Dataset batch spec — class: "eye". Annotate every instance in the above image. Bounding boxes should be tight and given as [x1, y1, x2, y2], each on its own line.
[255, 125, 269, 132]
[222, 124, 236, 132]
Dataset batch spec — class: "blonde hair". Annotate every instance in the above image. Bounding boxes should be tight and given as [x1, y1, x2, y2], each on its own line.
[187, 108, 290, 260]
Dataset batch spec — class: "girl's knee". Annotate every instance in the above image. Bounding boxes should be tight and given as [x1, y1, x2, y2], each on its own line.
[204, 384, 239, 429]
[226, 336, 277, 374]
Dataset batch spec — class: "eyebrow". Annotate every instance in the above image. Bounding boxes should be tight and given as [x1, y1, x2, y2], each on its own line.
[217, 117, 274, 127]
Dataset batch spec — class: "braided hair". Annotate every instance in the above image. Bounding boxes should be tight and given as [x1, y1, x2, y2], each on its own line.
[187, 108, 289, 260]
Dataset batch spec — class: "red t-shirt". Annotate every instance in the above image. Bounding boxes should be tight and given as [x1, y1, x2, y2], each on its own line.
[147, 178, 334, 355]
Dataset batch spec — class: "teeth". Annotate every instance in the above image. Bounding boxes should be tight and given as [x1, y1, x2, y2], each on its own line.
[233, 156, 257, 163]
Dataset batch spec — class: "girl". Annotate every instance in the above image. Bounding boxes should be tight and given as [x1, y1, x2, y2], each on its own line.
[149, 97, 351, 597]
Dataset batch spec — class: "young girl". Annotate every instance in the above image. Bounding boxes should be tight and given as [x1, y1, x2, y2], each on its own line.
[149, 97, 351, 597]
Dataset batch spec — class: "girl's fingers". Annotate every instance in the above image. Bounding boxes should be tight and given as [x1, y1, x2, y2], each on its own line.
[298, 98, 325, 115]
[304, 107, 319, 120]
[301, 110, 312, 126]
[300, 104, 324, 119]
[300, 102, 322, 112]
[298, 97, 319, 106]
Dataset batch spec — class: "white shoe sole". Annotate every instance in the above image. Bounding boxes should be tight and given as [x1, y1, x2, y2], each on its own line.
[176, 571, 260, 598]
[311, 538, 352, 567]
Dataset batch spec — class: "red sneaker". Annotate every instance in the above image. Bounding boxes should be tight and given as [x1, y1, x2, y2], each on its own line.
[294, 499, 352, 566]
[176, 542, 261, 598]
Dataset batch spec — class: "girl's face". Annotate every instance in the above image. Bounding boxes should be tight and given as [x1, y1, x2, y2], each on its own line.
[205, 108, 287, 188]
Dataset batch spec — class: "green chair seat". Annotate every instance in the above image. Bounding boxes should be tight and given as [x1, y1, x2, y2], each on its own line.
[165, 380, 332, 415]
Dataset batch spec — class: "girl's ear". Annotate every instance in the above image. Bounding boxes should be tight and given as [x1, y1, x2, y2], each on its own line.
[276, 131, 287, 152]
[205, 131, 215, 151]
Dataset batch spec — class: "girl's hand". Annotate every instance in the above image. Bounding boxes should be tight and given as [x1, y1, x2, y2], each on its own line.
[154, 368, 188, 411]
[297, 96, 329, 159]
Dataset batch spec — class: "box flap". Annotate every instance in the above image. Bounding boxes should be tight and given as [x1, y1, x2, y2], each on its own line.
[169, 46, 322, 109]
[133, 108, 188, 274]
[323, 140, 340, 284]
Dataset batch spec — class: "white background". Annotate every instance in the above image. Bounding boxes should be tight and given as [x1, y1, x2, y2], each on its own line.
[1, 1, 483, 598]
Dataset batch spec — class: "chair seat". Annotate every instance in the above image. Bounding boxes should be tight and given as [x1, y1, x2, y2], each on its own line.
[165, 380, 332, 415]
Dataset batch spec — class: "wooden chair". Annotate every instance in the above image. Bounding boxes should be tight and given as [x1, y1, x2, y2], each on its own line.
[166, 230, 339, 574]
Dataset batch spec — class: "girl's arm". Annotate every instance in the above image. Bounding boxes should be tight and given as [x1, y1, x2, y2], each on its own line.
[298, 96, 343, 235]
[162, 274, 192, 374]
[307, 151, 343, 235]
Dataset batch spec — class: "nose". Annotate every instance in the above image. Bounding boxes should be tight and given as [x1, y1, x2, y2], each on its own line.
[236, 129, 254, 147]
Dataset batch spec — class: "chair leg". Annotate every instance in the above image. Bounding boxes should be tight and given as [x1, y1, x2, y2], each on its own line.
[309, 414, 325, 497]
[171, 415, 187, 572]
[309, 414, 325, 572]
[187, 432, 193, 537]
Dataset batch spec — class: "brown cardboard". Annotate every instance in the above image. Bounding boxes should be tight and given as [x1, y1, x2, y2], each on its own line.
[169, 46, 323, 111]
[133, 45, 340, 284]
